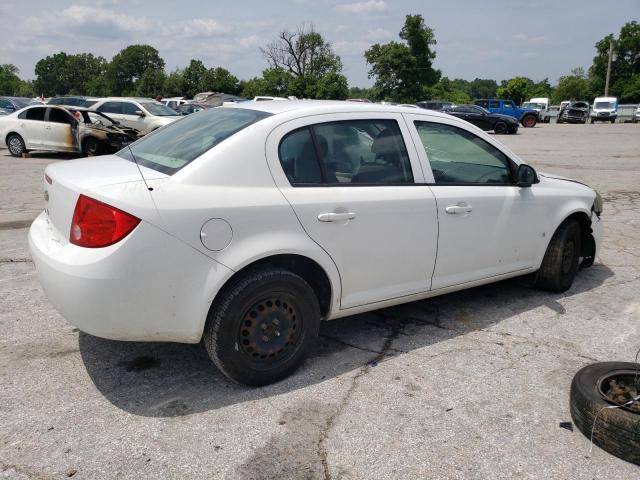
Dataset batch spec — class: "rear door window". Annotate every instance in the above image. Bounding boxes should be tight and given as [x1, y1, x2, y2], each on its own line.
[97, 102, 122, 114]
[25, 107, 46, 121]
[279, 119, 414, 185]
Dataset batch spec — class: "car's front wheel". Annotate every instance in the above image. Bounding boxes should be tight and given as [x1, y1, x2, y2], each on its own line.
[521, 114, 537, 128]
[203, 267, 321, 386]
[82, 137, 103, 157]
[7, 133, 26, 157]
[536, 219, 582, 293]
[494, 121, 507, 134]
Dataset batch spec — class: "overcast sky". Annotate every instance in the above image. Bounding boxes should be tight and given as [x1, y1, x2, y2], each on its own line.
[1, 0, 637, 87]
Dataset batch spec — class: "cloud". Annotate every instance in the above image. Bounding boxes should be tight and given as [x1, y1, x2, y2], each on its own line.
[334, 0, 387, 14]
[168, 18, 232, 37]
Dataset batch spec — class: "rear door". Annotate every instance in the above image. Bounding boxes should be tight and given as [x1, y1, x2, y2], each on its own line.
[405, 114, 544, 289]
[44, 108, 77, 152]
[266, 112, 438, 309]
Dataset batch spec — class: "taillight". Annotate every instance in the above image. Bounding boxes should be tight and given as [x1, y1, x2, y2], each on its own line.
[70, 195, 140, 248]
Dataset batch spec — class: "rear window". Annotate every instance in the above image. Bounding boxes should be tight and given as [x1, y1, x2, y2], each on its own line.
[117, 107, 271, 174]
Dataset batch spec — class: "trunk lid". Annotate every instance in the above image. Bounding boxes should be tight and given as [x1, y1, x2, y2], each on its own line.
[43, 155, 167, 243]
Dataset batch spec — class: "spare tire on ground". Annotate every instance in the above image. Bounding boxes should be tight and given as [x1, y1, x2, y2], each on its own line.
[570, 362, 640, 465]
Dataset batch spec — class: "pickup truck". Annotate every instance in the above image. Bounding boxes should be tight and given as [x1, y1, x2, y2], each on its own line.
[474, 99, 539, 127]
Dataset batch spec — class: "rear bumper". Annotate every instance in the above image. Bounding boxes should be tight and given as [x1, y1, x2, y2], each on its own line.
[29, 212, 232, 343]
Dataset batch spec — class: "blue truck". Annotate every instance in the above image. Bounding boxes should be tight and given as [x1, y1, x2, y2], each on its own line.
[473, 99, 539, 127]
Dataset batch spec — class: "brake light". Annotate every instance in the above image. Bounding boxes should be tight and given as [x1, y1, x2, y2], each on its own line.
[70, 195, 140, 248]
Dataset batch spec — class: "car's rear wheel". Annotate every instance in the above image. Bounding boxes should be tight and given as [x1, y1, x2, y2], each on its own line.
[82, 137, 102, 157]
[536, 219, 582, 293]
[7, 133, 26, 157]
[591, 119, 595, 124]
[521, 114, 537, 128]
[494, 122, 507, 134]
[203, 267, 321, 386]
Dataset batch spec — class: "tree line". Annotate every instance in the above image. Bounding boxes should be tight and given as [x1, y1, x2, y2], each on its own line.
[0, 16, 638, 104]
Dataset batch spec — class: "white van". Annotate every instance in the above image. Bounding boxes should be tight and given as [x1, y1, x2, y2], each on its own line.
[522, 97, 551, 123]
[591, 96, 618, 123]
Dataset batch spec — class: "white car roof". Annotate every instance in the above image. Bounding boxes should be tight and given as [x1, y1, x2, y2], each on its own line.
[225, 99, 454, 118]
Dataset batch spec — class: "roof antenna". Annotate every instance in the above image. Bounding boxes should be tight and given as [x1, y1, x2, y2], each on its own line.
[126, 142, 153, 191]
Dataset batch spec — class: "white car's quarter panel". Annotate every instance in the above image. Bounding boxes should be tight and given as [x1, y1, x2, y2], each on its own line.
[29, 211, 232, 342]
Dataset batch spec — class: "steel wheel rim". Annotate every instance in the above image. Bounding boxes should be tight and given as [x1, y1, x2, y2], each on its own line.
[597, 369, 640, 414]
[238, 296, 300, 362]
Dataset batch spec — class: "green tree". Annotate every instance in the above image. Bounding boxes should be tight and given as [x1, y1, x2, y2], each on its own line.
[525, 78, 552, 99]
[468, 78, 498, 99]
[590, 22, 640, 101]
[365, 14, 440, 102]
[0, 64, 23, 95]
[199, 67, 240, 95]
[239, 68, 293, 98]
[553, 68, 592, 102]
[426, 77, 471, 103]
[135, 68, 166, 97]
[163, 69, 184, 97]
[108, 45, 165, 96]
[261, 24, 347, 98]
[496, 76, 534, 104]
[34, 52, 106, 96]
[182, 59, 207, 97]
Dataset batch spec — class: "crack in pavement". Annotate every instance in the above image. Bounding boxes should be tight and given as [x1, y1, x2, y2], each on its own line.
[0, 257, 33, 263]
[317, 315, 405, 480]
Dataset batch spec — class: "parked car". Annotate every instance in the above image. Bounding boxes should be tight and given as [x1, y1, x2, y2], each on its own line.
[91, 97, 180, 132]
[634, 104, 640, 124]
[474, 99, 539, 127]
[590, 96, 618, 123]
[193, 92, 246, 106]
[162, 97, 189, 111]
[557, 101, 590, 124]
[444, 104, 519, 134]
[416, 100, 455, 111]
[29, 101, 602, 386]
[48, 96, 95, 107]
[176, 102, 214, 115]
[253, 96, 289, 101]
[0, 104, 140, 157]
[0, 96, 32, 113]
[522, 97, 551, 123]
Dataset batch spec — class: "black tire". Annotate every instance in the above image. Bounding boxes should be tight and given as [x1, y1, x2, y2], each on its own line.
[203, 267, 321, 386]
[591, 119, 595, 124]
[82, 137, 102, 156]
[521, 114, 537, 128]
[494, 121, 508, 134]
[7, 133, 26, 157]
[610, 119, 615, 124]
[536, 219, 582, 292]
[557, 118, 563, 124]
[570, 362, 640, 465]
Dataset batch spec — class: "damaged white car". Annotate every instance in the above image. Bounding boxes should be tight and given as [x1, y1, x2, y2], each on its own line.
[1, 105, 140, 156]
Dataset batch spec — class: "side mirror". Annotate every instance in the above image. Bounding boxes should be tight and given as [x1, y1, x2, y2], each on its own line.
[135, 110, 145, 117]
[516, 164, 536, 187]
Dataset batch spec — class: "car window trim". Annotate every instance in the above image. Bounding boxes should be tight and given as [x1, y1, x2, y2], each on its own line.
[279, 117, 417, 188]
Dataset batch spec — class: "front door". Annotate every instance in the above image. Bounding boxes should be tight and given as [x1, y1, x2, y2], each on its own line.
[266, 114, 439, 309]
[44, 108, 77, 152]
[406, 116, 544, 289]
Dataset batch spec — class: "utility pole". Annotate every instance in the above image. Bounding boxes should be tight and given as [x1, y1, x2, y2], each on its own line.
[604, 39, 613, 96]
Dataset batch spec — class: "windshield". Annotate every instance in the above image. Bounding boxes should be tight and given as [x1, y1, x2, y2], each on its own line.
[140, 102, 179, 116]
[77, 110, 118, 126]
[117, 107, 272, 174]
[522, 102, 543, 109]
[594, 101, 615, 109]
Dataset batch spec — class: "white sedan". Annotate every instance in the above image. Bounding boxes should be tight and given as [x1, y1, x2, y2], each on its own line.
[29, 101, 603, 385]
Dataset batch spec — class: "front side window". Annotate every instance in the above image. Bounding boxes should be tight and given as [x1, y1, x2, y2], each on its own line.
[278, 119, 413, 185]
[122, 102, 140, 115]
[414, 121, 513, 185]
[139, 102, 177, 116]
[48, 108, 74, 124]
[117, 107, 271, 174]
[488, 100, 500, 108]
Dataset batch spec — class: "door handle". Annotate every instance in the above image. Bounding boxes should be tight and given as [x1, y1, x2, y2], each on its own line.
[445, 205, 473, 214]
[317, 212, 356, 222]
